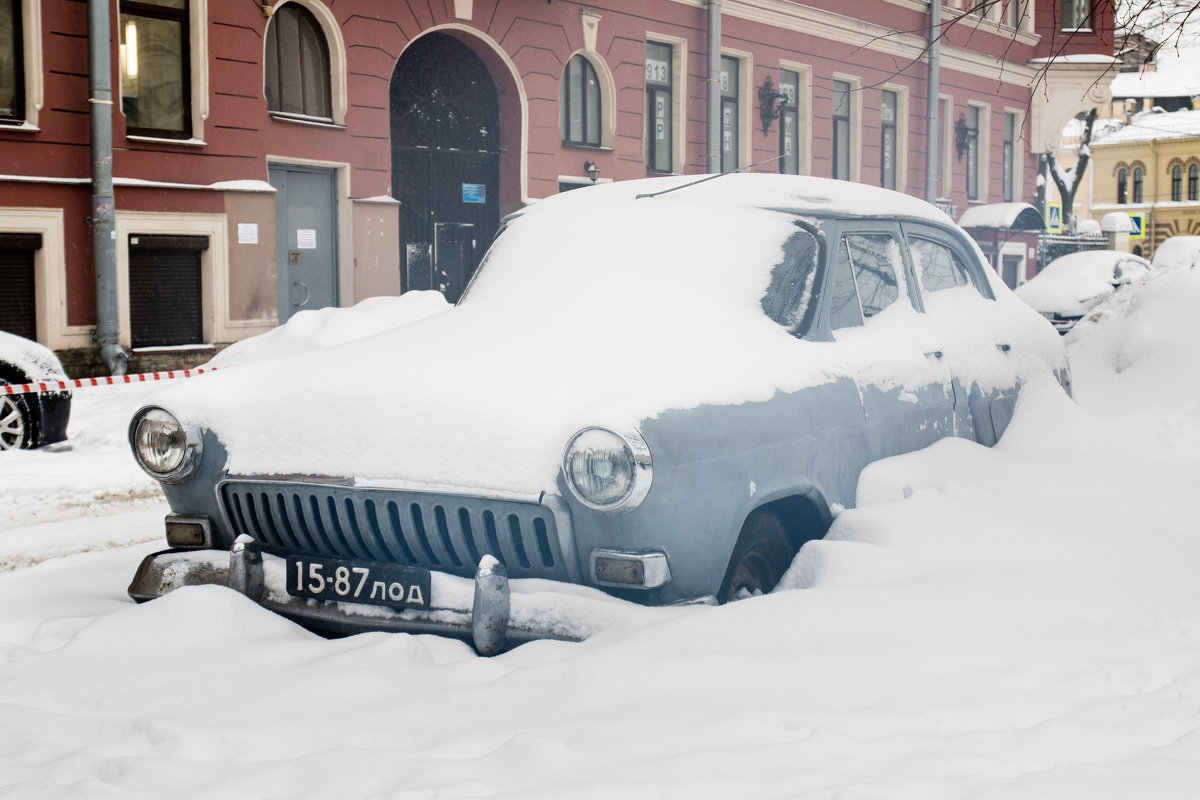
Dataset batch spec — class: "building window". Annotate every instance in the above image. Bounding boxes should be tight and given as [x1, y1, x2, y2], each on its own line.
[1172, 165, 1183, 201]
[779, 69, 800, 175]
[1008, 0, 1023, 27]
[1133, 167, 1144, 202]
[833, 79, 851, 181]
[1062, 0, 1092, 29]
[880, 89, 897, 190]
[1002, 112, 1015, 202]
[120, 0, 190, 137]
[940, 97, 953, 198]
[966, 106, 980, 201]
[266, 3, 332, 120]
[1117, 168, 1128, 204]
[1190, 164, 1199, 201]
[1, 0, 23, 122]
[720, 55, 740, 172]
[561, 54, 600, 147]
[645, 42, 672, 171]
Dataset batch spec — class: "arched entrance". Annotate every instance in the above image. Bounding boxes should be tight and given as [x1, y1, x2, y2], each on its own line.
[390, 33, 501, 303]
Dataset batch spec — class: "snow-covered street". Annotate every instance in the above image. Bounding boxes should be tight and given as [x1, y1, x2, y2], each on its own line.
[3, 270, 1200, 798]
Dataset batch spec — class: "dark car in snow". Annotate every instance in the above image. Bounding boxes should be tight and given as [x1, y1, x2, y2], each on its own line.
[125, 174, 1069, 652]
[1, 331, 71, 451]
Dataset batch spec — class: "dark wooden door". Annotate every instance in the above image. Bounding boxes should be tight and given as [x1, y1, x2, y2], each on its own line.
[390, 33, 500, 302]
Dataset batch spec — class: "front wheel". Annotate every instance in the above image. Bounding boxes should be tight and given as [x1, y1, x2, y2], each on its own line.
[717, 510, 794, 603]
[0, 385, 33, 450]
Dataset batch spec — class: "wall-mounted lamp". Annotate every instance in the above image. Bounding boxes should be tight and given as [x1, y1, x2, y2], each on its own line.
[757, 75, 789, 135]
[584, 160, 600, 183]
[262, 3, 275, 17]
[954, 114, 977, 162]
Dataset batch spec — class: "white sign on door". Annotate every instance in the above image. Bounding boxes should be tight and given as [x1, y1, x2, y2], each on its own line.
[297, 229, 317, 250]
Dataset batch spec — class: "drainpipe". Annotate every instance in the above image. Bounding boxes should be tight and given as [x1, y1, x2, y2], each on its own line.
[925, 0, 940, 203]
[88, 0, 127, 375]
[706, 0, 722, 174]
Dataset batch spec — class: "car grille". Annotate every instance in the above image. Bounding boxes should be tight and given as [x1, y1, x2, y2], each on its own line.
[218, 479, 571, 580]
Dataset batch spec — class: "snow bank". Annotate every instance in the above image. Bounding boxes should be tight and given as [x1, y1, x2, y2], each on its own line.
[1067, 266, 1200, 417]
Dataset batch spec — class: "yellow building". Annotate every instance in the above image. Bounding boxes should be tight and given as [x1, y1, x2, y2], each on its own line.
[1086, 108, 1200, 260]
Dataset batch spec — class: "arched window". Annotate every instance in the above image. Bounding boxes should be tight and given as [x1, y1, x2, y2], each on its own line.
[560, 54, 601, 147]
[1133, 167, 1143, 203]
[1190, 164, 1199, 202]
[1172, 165, 1183, 201]
[1117, 168, 1127, 204]
[265, 3, 331, 120]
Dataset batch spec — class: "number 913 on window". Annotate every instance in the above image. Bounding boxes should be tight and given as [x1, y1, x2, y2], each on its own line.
[286, 555, 432, 610]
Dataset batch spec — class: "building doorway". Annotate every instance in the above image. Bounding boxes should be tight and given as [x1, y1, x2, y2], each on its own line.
[390, 33, 501, 303]
[269, 164, 339, 324]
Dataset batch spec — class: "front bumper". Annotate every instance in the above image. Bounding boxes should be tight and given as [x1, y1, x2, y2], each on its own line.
[128, 538, 682, 654]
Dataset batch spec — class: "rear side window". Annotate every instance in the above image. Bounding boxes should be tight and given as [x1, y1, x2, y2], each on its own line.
[761, 227, 821, 332]
[910, 237, 973, 294]
[828, 233, 906, 329]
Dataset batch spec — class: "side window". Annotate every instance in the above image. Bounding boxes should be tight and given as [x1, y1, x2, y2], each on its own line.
[561, 53, 601, 147]
[844, 234, 902, 317]
[828, 239, 863, 329]
[761, 228, 820, 332]
[910, 237, 971, 294]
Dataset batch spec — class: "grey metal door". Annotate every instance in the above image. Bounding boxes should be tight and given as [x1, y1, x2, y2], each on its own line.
[269, 165, 338, 323]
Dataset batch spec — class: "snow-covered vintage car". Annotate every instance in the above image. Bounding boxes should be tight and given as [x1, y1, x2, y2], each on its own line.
[1, 330, 72, 451]
[127, 174, 1068, 653]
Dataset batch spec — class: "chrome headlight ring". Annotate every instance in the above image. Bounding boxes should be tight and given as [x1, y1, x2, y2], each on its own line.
[562, 425, 654, 512]
[128, 406, 204, 484]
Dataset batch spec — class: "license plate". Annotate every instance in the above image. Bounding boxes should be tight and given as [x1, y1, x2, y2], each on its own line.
[286, 555, 431, 610]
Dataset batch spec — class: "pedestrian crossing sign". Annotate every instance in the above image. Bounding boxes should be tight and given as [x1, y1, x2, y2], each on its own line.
[1129, 212, 1145, 239]
[1046, 202, 1063, 233]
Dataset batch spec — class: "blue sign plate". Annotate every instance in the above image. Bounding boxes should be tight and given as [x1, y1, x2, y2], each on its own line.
[462, 183, 487, 204]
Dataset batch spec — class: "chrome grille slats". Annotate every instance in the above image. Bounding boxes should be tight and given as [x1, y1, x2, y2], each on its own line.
[218, 480, 569, 580]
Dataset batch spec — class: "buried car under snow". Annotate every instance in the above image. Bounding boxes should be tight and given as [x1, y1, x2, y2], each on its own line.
[1014, 250, 1152, 333]
[127, 174, 1068, 653]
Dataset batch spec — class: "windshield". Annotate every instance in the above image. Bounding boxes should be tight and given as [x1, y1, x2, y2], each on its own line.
[460, 194, 817, 335]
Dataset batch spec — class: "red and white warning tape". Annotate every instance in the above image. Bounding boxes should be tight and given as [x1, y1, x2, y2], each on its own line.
[1, 367, 220, 396]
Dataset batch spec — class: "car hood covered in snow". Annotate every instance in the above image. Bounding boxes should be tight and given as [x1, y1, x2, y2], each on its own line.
[1014, 251, 1149, 316]
[144, 175, 1064, 496]
[0, 330, 68, 381]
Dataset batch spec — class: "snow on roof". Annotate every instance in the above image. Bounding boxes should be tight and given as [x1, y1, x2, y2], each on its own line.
[1092, 108, 1200, 144]
[1110, 69, 1200, 99]
[957, 203, 1043, 230]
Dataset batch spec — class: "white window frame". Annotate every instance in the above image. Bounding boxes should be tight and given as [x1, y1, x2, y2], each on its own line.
[264, 0, 348, 126]
[832, 73, 862, 183]
[880, 82, 909, 193]
[1003, 106, 1025, 202]
[114, 211, 229, 349]
[644, 33, 687, 175]
[779, 60, 813, 176]
[939, 94, 954, 200]
[721, 48, 753, 172]
[967, 101, 991, 203]
[3, 0, 43, 130]
[118, 0, 210, 143]
[0, 207, 69, 347]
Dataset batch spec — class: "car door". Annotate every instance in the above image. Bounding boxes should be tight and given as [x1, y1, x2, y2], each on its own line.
[902, 222, 1018, 445]
[822, 220, 957, 462]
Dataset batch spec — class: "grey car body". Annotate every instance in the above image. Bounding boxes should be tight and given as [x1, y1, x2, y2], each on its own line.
[127, 174, 1068, 652]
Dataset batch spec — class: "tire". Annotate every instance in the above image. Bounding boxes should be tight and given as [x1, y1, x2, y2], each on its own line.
[0, 383, 34, 450]
[717, 510, 794, 603]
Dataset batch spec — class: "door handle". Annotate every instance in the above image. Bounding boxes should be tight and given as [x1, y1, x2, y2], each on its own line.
[996, 343, 1012, 354]
[924, 350, 944, 360]
[291, 281, 310, 307]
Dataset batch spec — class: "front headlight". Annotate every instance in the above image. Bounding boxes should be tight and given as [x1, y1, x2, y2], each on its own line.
[129, 406, 203, 484]
[563, 426, 653, 511]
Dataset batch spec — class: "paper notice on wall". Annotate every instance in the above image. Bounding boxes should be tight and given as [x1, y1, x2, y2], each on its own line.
[238, 223, 259, 245]
[297, 229, 317, 249]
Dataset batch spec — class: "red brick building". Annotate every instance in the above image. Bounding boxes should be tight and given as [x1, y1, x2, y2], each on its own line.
[1, 0, 1114, 373]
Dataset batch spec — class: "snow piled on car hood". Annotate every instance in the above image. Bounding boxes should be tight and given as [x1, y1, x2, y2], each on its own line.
[146, 176, 1064, 494]
[1013, 251, 1134, 315]
[0, 330, 67, 382]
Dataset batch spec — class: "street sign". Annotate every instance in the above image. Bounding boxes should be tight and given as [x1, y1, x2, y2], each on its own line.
[1129, 212, 1145, 239]
[1046, 202, 1063, 233]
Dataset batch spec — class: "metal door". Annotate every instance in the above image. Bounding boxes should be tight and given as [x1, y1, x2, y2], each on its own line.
[269, 165, 338, 323]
